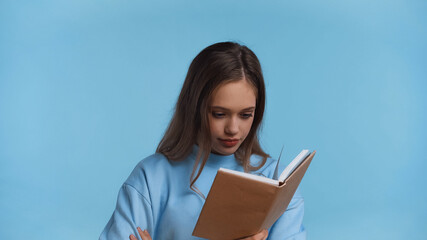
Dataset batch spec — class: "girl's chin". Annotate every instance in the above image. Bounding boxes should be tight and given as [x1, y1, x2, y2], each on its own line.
[211, 145, 239, 155]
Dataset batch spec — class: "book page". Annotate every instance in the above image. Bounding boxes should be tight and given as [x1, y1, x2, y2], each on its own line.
[278, 150, 310, 182]
[218, 168, 279, 185]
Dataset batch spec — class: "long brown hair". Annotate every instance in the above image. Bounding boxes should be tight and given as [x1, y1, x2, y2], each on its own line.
[156, 42, 269, 197]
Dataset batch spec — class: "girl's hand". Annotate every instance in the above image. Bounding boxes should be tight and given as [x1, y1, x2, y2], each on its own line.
[238, 229, 269, 240]
[129, 227, 152, 240]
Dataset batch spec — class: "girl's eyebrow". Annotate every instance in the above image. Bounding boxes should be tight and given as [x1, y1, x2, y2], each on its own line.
[210, 106, 255, 111]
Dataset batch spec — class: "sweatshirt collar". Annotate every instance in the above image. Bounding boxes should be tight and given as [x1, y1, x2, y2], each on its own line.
[191, 145, 239, 168]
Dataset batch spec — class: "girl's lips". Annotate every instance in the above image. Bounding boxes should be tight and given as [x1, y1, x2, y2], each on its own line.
[219, 139, 239, 147]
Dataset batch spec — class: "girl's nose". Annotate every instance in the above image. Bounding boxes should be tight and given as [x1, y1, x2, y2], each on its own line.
[225, 117, 239, 135]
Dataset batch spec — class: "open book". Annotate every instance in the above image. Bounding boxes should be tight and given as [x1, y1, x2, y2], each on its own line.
[192, 149, 316, 240]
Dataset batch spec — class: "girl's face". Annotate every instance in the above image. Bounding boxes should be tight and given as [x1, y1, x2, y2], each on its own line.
[208, 79, 256, 155]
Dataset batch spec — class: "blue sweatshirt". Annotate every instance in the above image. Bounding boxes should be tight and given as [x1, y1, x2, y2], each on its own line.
[99, 146, 306, 240]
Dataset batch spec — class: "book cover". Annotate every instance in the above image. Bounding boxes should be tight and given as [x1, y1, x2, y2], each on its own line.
[192, 150, 315, 239]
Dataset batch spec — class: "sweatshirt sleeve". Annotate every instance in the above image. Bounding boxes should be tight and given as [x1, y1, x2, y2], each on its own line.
[267, 189, 307, 240]
[99, 183, 154, 240]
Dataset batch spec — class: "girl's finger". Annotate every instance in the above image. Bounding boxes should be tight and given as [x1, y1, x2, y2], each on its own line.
[262, 229, 269, 240]
[129, 234, 138, 240]
[145, 230, 153, 240]
[256, 229, 268, 240]
[137, 227, 152, 240]
[137, 227, 146, 239]
[137, 227, 144, 237]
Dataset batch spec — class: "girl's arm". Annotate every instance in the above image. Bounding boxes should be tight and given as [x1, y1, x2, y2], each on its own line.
[99, 183, 154, 240]
[267, 188, 306, 240]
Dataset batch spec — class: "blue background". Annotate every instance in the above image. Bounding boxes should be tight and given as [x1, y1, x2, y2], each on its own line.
[1, 0, 426, 239]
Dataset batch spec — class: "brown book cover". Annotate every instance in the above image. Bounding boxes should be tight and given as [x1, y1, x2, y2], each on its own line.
[192, 151, 316, 240]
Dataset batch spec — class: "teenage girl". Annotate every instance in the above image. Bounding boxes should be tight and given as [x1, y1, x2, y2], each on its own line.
[99, 42, 306, 240]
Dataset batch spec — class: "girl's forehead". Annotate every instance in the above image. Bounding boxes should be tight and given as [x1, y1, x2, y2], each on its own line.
[210, 80, 256, 110]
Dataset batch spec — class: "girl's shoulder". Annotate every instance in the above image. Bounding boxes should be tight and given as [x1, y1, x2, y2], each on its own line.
[135, 152, 170, 170]
[123, 153, 172, 190]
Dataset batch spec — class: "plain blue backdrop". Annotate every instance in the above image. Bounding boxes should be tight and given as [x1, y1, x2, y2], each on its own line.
[1, 0, 426, 239]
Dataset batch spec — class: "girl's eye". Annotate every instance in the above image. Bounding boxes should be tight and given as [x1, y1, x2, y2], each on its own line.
[241, 113, 253, 119]
[212, 112, 225, 118]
